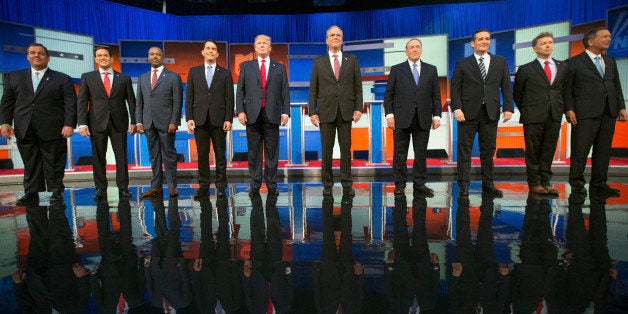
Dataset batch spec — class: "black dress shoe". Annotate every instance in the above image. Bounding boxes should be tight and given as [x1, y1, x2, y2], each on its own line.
[193, 189, 209, 199]
[248, 188, 260, 197]
[50, 191, 64, 203]
[94, 189, 107, 201]
[268, 188, 279, 196]
[343, 187, 355, 196]
[16, 193, 38, 206]
[394, 185, 405, 195]
[414, 185, 434, 196]
[119, 188, 132, 199]
[323, 187, 333, 197]
[482, 185, 503, 198]
[459, 183, 469, 196]
[217, 187, 227, 197]
[590, 184, 620, 197]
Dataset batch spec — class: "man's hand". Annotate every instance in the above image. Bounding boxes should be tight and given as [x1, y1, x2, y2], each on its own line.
[565, 110, 577, 125]
[129, 124, 137, 135]
[187, 120, 195, 133]
[353, 111, 362, 123]
[238, 112, 247, 125]
[452, 263, 463, 276]
[12, 269, 24, 283]
[79, 126, 90, 137]
[432, 119, 440, 130]
[454, 110, 466, 122]
[193, 258, 202, 272]
[310, 115, 320, 127]
[61, 126, 74, 139]
[137, 124, 145, 134]
[618, 109, 628, 122]
[281, 115, 289, 126]
[386, 117, 395, 130]
[0, 125, 13, 140]
[167, 123, 177, 135]
[72, 263, 90, 278]
[223, 121, 231, 132]
[502, 111, 513, 122]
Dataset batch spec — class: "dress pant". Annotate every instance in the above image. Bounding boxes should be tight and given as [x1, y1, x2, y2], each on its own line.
[569, 112, 616, 188]
[90, 118, 129, 190]
[195, 123, 227, 190]
[393, 111, 429, 188]
[319, 109, 352, 189]
[246, 108, 279, 190]
[17, 125, 66, 194]
[145, 126, 178, 189]
[456, 106, 498, 186]
[523, 117, 561, 187]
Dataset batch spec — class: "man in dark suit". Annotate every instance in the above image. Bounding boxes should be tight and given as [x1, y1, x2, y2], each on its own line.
[451, 29, 514, 197]
[564, 27, 627, 197]
[186, 40, 234, 199]
[384, 38, 442, 197]
[0, 43, 77, 205]
[77, 47, 136, 201]
[136, 46, 183, 198]
[513, 32, 567, 197]
[236, 34, 290, 196]
[308, 25, 363, 197]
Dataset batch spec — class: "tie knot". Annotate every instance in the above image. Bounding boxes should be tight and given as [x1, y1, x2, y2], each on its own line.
[153, 69, 158, 73]
[333, 54, 338, 59]
[103, 71, 109, 76]
[479, 57, 484, 62]
[35, 71, 39, 76]
[545, 61, 549, 65]
[208, 65, 212, 69]
[413, 63, 417, 68]
[261, 59, 265, 64]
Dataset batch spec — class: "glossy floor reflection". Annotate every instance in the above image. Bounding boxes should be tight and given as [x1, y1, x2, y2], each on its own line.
[1, 181, 627, 313]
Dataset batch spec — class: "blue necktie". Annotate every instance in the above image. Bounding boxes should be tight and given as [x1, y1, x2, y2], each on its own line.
[33, 71, 40, 91]
[206, 65, 213, 88]
[412, 63, 419, 86]
[594, 56, 604, 77]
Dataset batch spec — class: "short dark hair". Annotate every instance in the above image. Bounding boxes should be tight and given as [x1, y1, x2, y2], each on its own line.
[583, 27, 609, 48]
[203, 40, 219, 50]
[93, 46, 112, 57]
[471, 29, 490, 42]
[532, 32, 554, 47]
[28, 43, 49, 56]
[405, 38, 422, 50]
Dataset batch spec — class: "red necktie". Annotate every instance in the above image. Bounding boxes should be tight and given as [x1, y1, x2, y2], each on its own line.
[260, 59, 267, 108]
[103, 71, 111, 97]
[544, 61, 552, 84]
[151, 69, 158, 90]
[333, 54, 340, 80]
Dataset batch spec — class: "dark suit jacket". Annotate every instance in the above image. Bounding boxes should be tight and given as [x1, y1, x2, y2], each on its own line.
[77, 70, 136, 132]
[186, 64, 234, 127]
[308, 52, 363, 123]
[384, 60, 442, 130]
[0, 68, 77, 141]
[236, 59, 290, 124]
[514, 58, 568, 124]
[563, 52, 625, 119]
[451, 54, 514, 121]
[136, 68, 183, 130]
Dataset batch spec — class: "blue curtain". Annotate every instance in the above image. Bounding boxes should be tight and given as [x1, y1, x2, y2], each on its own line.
[0, 0, 624, 44]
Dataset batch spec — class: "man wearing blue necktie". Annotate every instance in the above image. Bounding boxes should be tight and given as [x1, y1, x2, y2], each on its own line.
[384, 38, 442, 197]
[564, 27, 627, 197]
[186, 40, 234, 199]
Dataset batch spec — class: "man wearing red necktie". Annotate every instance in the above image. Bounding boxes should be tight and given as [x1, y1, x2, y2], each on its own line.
[513, 32, 568, 197]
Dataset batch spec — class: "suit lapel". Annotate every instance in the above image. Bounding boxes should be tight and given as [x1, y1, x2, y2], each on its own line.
[338, 55, 349, 81]
[532, 61, 550, 85]
[97, 70, 110, 97]
[323, 55, 336, 81]
[152, 69, 167, 91]
[468, 56, 483, 81]
[33, 69, 51, 99]
[582, 53, 603, 80]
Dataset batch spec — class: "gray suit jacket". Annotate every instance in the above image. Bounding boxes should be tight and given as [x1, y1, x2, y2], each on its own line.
[135, 68, 183, 130]
[236, 59, 290, 125]
[308, 52, 363, 123]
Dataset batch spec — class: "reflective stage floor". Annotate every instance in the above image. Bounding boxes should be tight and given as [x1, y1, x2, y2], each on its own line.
[0, 180, 627, 313]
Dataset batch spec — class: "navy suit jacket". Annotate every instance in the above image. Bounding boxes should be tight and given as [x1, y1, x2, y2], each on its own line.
[384, 60, 442, 130]
[236, 59, 290, 124]
[563, 52, 625, 119]
[451, 54, 514, 121]
[77, 70, 136, 133]
[514, 58, 568, 124]
[186, 64, 234, 127]
[0, 68, 77, 141]
[135, 68, 183, 130]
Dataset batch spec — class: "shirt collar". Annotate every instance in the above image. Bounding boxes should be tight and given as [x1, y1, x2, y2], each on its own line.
[31, 67, 48, 76]
[407, 59, 420, 67]
[328, 50, 342, 59]
[585, 49, 601, 60]
[474, 52, 489, 61]
[151, 65, 164, 72]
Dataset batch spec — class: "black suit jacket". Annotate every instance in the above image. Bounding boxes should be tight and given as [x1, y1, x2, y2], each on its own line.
[77, 70, 136, 133]
[514, 58, 568, 124]
[563, 52, 625, 119]
[236, 59, 290, 124]
[0, 68, 77, 141]
[308, 52, 363, 123]
[384, 60, 442, 130]
[451, 54, 514, 121]
[186, 64, 234, 127]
